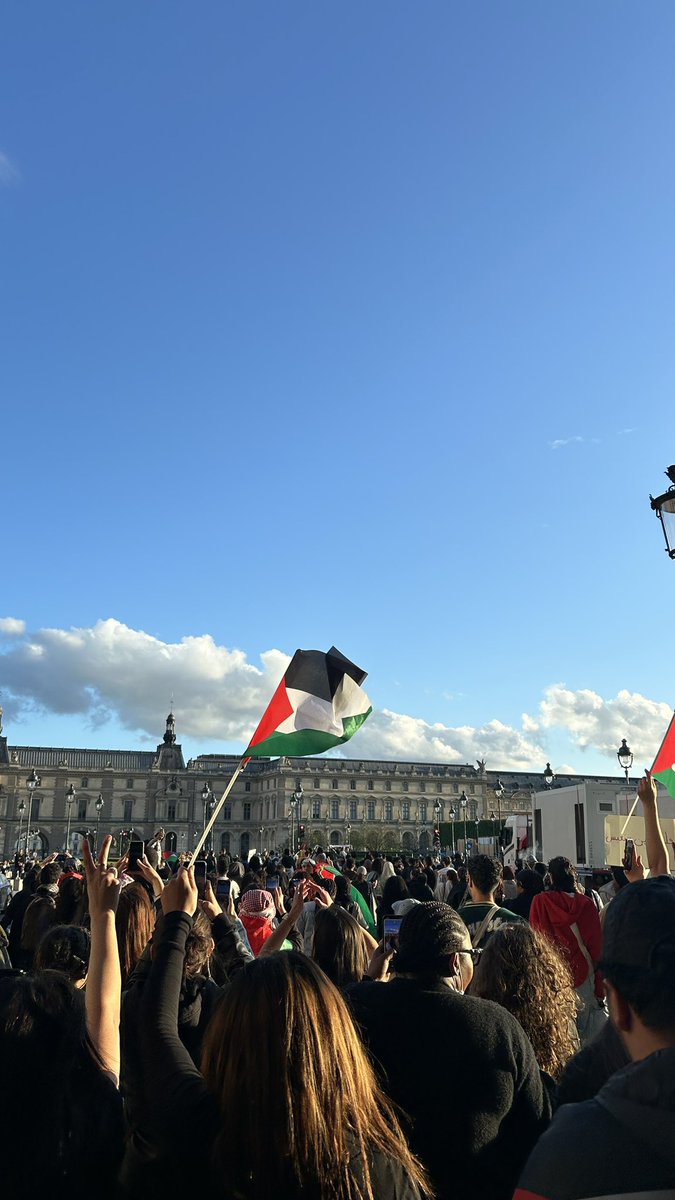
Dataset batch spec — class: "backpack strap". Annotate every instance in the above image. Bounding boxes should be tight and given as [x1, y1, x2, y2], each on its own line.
[570, 921, 595, 985]
[471, 903, 500, 948]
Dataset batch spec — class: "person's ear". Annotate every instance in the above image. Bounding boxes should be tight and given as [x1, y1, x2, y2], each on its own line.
[605, 981, 633, 1032]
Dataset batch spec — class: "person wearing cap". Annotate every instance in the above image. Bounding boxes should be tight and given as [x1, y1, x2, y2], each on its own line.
[346, 902, 549, 1200]
[515, 874, 675, 1200]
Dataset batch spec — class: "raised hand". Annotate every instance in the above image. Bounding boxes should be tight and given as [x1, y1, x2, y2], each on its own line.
[200, 879, 222, 922]
[82, 835, 122, 919]
[161, 865, 198, 916]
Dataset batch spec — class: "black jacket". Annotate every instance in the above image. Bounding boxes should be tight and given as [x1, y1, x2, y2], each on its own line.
[346, 976, 550, 1200]
[515, 1045, 675, 1200]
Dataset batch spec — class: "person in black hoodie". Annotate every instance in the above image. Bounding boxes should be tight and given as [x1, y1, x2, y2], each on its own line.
[346, 901, 550, 1200]
[504, 868, 544, 920]
[515, 875, 675, 1200]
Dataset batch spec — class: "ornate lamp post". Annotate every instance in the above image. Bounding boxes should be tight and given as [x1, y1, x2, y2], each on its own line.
[17, 798, 26, 858]
[64, 783, 76, 853]
[617, 738, 634, 814]
[460, 791, 468, 856]
[26, 769, 41, 858]
[543, 762, 555, 789]
[493, 777, 505, 859]
[201, 782, 215, 851]
[433, 797, 442, 854]
[95, 793, 104, 851]
[649, 465, 675, 558]
[290, 784, 303, 853]
[345, 820, 352, 847]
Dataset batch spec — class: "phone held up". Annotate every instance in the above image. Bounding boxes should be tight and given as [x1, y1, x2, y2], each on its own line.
[383, 916, 403, 953]
[622, 839, 635, 872]
[128, 840, 145, 871]
[215, 878, 231, 901]
[194, 859, 208, 899]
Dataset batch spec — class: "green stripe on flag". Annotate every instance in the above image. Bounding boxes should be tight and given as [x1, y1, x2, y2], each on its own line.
[653, 767, 675, 801]
[246, 709, 372, 759]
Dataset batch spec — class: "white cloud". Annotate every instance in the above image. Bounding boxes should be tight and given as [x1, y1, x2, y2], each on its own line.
[0, 617, 26, 636]
[0, 617, 670, 771]
[538, 683, 672, 763]
[549, 435, 584, 450]
[0, 152, 19, 187]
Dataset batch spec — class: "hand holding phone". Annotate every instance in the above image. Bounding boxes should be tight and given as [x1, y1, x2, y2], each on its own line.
[194, 859, 208, 899]
[622, 839, 635, 872]
[383, 916, 403, 953]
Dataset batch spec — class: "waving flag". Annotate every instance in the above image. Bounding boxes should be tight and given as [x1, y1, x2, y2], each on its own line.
[652, 711, 675, 799]
[246, 646, 372, 758]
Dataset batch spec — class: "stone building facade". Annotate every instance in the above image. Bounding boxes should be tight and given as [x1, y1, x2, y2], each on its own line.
[0, 711, 635, 860]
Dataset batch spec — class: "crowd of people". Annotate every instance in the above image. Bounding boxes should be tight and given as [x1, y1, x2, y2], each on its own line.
[1, 770, 674, 1200]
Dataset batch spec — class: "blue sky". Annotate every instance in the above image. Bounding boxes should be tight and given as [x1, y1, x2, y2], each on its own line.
[1, 2, 674, 774]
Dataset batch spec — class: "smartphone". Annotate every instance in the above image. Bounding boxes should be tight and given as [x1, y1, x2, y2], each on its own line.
[383, 916, 403, 952]
[266, 876, 280, 890]
[128, 840, 144, 871]
[194, 859, 208, 899]
[215, 878, 231, 901]
[622, 839, 635, 872]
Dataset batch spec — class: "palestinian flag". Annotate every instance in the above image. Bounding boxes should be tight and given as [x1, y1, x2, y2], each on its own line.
[652, 711, 675, 799]
[246, 646, 372, 759]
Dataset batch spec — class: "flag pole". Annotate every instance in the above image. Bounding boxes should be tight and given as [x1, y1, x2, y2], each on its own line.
[190, 756, 250, 862]
[619, 712, 675, 839]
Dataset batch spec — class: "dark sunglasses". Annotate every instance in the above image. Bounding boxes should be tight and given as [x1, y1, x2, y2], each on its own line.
[460, 947, 484, 960]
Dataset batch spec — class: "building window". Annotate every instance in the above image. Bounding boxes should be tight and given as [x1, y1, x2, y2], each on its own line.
[367, 801, 375, 821]
[126, 779, 134, 789]
[469, 784, 475, 795]
[402, 802, 410, 821]
[313, 778, 320, 788]
[332, 779, 338, 790]
[402, 781, 409, 792]
[223, 804, 231, 821]
[123, 800, 133, 824]
[349, 780, 356, 790]
[420, 804, 427, 823]
[385, 801, 393, 821]
[295, 779, 301, 791]
[436, 782, 442, 793]
[331, 800, 339, 821]
[349, 800, 358, 820]
[220, 832, 230, 853]
[385, 781, 391, 791]
[312, 799, 321, 819]
[453, 783, 459, 793]
[245, 782, 251, 792]
[77, 798, 87, 820]
[81, 777, 89, 789]
[419, 782, 426, 792]
[167, 802, 177, 821]
[243, 803, 251, 821]
[367, 780, 374, 791]
[32, 797, 41, 819]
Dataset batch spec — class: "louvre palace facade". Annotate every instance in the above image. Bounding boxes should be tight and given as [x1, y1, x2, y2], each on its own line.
[0, 710, 628, 860]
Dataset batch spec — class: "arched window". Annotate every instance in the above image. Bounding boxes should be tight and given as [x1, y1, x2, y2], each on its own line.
[220, 831, 231, 853]
[419, 830, 431, 851]
[402, 831, 414, 850]
[330, 830, 342, 845]
[240, 831, 250, 860]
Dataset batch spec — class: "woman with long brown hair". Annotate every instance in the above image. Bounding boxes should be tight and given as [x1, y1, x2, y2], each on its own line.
[115, 882, 155, 987]
[312, 903, 369, 989]
[137, 866, 430, 1200]
[470, 922, 578, 1079]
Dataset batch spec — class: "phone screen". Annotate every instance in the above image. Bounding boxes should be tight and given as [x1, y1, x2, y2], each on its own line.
[622, 839, 635, 871]
[128, 840, 144, 870]
[266, 876, 279, 890]
[383, 917, 403, 952]
[194, 860, 208, 898]
[215, 878, 231, 900]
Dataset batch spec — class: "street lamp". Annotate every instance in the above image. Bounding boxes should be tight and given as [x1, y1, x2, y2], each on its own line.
[433, 798, 442, 854]
[448, 807, 456, 855]
[289, 784, 303, 852]
[617, 739, 634, 813]
[649, 465, 675, 559]
[460, 791, 468, 856]
[345, 821, 352, 847]
[26, 769, 41, 859]
[65, 783, 76, 853]
[95, 793, 104, 851]
[201, 782, 215, 850]
[543, 762, 555, 789]
[493, 777, 504, 859]
[17, 799, 26, 859]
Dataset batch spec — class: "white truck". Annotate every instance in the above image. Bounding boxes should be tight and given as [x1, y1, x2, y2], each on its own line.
[501, 780, 675, 873]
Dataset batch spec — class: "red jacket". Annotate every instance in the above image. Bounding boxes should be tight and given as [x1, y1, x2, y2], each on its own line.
[530, 889, 603, 997]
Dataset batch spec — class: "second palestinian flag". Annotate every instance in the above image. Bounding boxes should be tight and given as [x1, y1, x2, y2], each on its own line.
[652, 711, 675, 799]
[246, 646, 372, 758]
